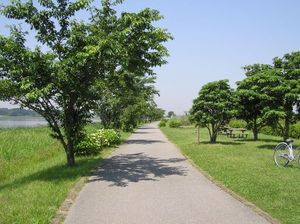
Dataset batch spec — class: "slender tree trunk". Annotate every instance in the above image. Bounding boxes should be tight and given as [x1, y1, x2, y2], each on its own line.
[64, 95, 78, 167]
[197, 126, 200, 144]
[210, 126, 218, 143]
[66, 143, 76, 167]
[210, 132, 217, 143]
[283, 115, 290, 140]
[253, 119, 258, 140]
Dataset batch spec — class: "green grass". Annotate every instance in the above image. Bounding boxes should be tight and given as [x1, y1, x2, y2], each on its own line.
[161, 126, 300, 224]
[0, 125, 130, 224]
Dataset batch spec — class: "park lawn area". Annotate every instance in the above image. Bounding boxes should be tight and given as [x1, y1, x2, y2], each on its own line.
[0, 125, 130, 224]
[161, 126, 300, 224]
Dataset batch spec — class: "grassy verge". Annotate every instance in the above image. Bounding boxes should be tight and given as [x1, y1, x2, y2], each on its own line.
[0, 125, 130, 224]
[161, 126, 300, 224]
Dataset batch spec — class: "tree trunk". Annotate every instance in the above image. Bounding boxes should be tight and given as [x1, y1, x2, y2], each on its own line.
[66, 148, 75, 167]
[252, 119, 258, 140]
[210, 129, 218, 143]
[283, 115, 290, 140]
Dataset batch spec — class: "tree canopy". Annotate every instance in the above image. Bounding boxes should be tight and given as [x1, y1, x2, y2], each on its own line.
[236, 64, 273, 140]
[0, 0, 172, 166]
[190, 80, 236, 143]
[237, 52, 300, 140]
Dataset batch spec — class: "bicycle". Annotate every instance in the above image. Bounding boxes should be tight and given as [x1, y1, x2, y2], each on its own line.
[273, 139, 300, 167]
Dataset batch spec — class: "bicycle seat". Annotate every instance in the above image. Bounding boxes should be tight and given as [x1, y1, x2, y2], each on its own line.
[285, 139, 294, 144]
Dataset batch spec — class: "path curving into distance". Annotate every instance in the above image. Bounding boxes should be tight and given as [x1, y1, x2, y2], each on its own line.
[64, 123, 271, 224]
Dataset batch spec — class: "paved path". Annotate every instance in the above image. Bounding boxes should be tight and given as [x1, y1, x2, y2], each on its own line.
[64, 123, 270, 224]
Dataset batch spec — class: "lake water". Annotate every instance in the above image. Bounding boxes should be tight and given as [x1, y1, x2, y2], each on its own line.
[0, 116, 101, 128]
[0, 116, 48, 128]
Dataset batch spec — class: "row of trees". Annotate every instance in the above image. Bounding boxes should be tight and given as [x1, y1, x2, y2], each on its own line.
[0, 0, 172, 166]
[190, 52, 300, 143]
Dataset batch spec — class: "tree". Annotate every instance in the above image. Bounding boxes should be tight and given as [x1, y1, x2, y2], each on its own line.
[236, 64, 273, 140]
[0, 0, 172, 166]
[167, 111, 175, 118]
[270, 52, 300, 139]
[95, 73, 160, 130]
[146, 107, 165, 121]
[190, 80, 236, 143]
[236, 53, 300, 141]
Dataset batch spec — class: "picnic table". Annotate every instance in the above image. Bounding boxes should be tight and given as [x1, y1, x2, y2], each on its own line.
[218, 127, 248, 138]
[227, 128, 248, 138]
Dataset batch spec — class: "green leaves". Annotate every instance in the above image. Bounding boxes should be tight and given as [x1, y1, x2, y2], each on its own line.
[190, 80, 236, 143]
[0, 0, 172, 165]
[237, 52, 300, 140]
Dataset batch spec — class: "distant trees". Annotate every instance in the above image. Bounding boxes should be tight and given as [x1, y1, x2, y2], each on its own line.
[0, 0, 172, 166]
[146, 107, 165, 122]
[190, 80, 236, 143]
[167, 111, 176, 118]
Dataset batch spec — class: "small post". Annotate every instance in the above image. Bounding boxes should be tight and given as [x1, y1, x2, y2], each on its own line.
[197, 125, 200, 144]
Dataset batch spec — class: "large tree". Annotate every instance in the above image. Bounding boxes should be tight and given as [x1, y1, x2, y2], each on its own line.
[236, 53, 300, 140]
[236, 64, 273, 140]
[270, 52, 300, 139]
[0, 0, 172, 166]
[190, 80, 236, 143]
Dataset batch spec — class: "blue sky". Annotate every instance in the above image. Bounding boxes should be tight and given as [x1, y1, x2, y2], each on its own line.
[1, 0, 300, 114]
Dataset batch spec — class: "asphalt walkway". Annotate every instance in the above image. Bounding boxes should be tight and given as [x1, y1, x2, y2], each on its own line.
[64, 123, 271, 224]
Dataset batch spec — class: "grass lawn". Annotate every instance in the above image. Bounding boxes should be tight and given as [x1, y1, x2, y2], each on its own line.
[0, 124, 130, 224]
[161, 126, 300, 224]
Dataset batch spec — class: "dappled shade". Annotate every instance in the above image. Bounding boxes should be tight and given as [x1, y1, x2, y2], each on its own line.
[125, 139, 166, 145]
[89, 153, 187, 187]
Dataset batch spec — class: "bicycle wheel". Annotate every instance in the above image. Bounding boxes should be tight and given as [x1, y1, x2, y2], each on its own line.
[274, 142, 290, 167]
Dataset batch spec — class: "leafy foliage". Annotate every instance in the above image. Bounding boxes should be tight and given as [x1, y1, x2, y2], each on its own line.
[228, 119, 247, 129]
[269, 52, 300, 139]
[236, 64, 273, 140]
[0, 0, 172, 165]
[289, 122, 300, 139]
[158, 120, 167, 127]
[168, 119, 182, 128]
[236, 54, 300, 140]
[167, 111, 176, 118]
[76, 129, 120, 156]
[177, 115, 192, 126]
[190, 80, 236, 143]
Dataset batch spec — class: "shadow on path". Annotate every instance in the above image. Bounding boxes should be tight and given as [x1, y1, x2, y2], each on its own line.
[125, 139, 166, 145]
[138, 127, 154, 130]
[133, 131, 150, 134]
[89, 153, 187, 187]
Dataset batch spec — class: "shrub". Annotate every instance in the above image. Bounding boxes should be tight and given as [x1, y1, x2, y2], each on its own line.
[168, 119, 182, 128]
[75, 137, 100, 156]
[260, 126, 280, 136]
[159, 120, 166, 127]
[290, 122, 300, 139]
[229, 119, 247, 128]
[75, 129, 121, 156]
[99, 129, 121, 146]
[92, 129, 121, 147]
[177, 115, 192, 126]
